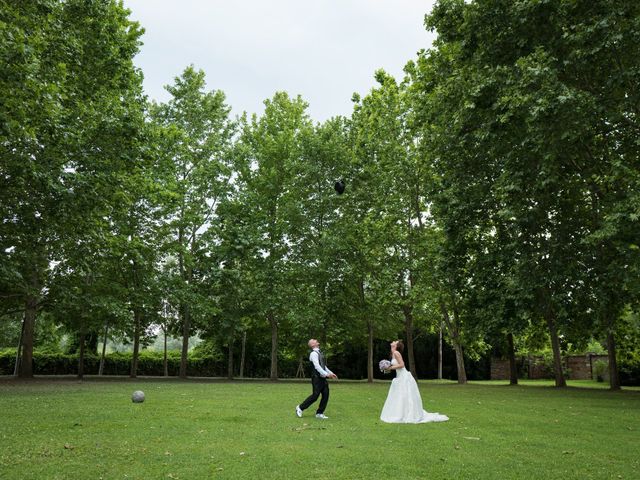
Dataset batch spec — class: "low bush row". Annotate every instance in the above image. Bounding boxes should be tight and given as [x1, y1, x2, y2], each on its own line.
[0, 350, 299, 378]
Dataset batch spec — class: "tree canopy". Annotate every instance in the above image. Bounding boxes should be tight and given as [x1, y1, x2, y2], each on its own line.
[2, 0, 638, 388]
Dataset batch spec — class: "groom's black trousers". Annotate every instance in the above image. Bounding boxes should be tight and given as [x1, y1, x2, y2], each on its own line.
[299, 375, 329, 414]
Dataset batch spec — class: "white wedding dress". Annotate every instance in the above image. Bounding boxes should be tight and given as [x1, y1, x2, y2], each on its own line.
[380, 358, 449, 423]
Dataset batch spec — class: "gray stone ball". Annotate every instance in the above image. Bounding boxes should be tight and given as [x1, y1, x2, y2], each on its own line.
[131, 390, 145, 403]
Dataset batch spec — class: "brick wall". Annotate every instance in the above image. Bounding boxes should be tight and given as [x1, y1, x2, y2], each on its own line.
[490, 358, 510, 380]
[567, 356, 591, 379]
[527, 356, 550, 379]
[490, 354, 609, 380]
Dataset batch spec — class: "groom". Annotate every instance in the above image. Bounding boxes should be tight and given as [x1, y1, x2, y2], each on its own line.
[295, 339, 337, 419]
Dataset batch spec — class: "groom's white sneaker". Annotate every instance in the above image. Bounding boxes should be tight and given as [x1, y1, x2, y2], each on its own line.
[315, 413, 329, 419]
[295, 405, 303, 418]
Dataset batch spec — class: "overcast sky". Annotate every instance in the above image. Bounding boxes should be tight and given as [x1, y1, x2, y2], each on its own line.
[123, 1, 437, 122]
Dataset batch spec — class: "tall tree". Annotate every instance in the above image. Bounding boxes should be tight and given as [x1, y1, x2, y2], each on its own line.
[150, 66, 235, 378]
[286, 117, 351, 359]
[352, 70, 450, 378]
[237, 92, 312, 380]
[411, 0, 640, 387]
[0, 0, 145, 377]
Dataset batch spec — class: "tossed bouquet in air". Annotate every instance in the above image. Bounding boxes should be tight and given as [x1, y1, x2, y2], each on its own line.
[379, 359, 392, 373]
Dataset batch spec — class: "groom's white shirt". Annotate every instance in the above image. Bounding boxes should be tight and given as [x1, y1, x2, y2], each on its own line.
[310, 347, 333, 378]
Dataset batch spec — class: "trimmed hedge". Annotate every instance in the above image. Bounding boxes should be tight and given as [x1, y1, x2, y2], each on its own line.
[0, 349, 299, 378]
[0, 350, 223, 377]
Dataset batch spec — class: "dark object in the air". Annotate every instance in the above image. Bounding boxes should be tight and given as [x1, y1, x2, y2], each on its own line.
[334, 180, 345, 195]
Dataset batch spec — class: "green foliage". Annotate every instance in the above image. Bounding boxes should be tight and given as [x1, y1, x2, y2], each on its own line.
[189, 341, 224, 360]
[593, 360, 608, 382]
[148, 65, 236, 375]
[2, 0, 639, 386]
[409, 0, 640, 387]
[0, 0, 147, 376]
[582, 339, 607, 355]
[617, 309, 640, 384]
[0, 348, 305, 378]
[0, 349, 216, 377]
[234, 92, 318, 378]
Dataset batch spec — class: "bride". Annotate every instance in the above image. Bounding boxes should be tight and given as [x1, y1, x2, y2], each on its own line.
[380, 340, 449, 424]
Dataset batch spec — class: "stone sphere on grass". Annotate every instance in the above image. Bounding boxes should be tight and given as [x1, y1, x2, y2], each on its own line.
[131, 390, 145, 403]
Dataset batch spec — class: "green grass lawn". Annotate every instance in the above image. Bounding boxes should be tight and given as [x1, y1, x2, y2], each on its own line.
[0, 378, 638, 480]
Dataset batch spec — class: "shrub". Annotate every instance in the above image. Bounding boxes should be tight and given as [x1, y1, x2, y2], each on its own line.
[0, 350, 227, 377]
[593, 360, 608, 382]
[619, 358, 640, 386]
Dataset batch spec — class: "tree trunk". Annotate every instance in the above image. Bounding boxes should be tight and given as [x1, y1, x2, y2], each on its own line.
[438, 322, 443, 380]
[367, 319, 374, 383]
[98, 320, 109, 376]
[178, 233, 191, 379]
[545, 311, 566, 387]
[607, 330, 621, 391]
[239, 330, 246, 378]
[507, 332, 518, 385]
[269, 312, 278, 381]
[451, 308, 467, 384]
[77, 330, 86, 380]
[452, 340, 467, 384]
[130, 310, 141, 378]
[179, 304, 190, 378]
[19, 292, 38, 378]
[439, 301, 466, 384]
[163, 326, 168, 377]
[358, 279, 373, 383]
[320, 288, 329, 346]
[227, 335, 235, 380]
[402, 305, 416, 378]
[13, 317, 26, 377]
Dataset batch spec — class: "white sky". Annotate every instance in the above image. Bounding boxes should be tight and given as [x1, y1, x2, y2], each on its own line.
[124, 0, 437, 122]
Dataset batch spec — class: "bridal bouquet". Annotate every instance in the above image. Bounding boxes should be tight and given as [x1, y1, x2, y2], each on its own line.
[379, 359, 391, 373]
